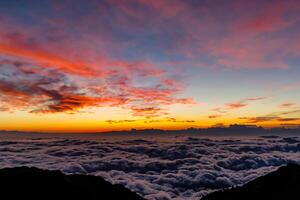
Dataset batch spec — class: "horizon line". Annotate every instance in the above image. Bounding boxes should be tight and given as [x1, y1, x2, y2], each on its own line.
[1, 124, 299, 134]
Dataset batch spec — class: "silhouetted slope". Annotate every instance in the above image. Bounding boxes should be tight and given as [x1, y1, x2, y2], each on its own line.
[202, 163, 300, 200]
[0, 166, 145, 200]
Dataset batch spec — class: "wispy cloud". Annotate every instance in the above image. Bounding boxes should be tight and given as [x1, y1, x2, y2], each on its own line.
[213, 97, 266, 113]
[239, 107, 300, 123]
[279, 103, 296, 108]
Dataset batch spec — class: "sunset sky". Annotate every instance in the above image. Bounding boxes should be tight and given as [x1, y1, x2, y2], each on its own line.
[0, 0, 300, 132]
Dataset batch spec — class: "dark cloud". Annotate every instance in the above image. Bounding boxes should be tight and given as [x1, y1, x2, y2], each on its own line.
[240, 116, 300, 123]
[208, 115, 222, 119]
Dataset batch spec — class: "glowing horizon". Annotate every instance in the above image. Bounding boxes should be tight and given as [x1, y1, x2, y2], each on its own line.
[0, 0, 300, 132]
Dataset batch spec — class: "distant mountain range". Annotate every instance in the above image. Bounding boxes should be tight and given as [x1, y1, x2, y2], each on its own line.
[0, 166, 145, 200]
[202, 163, 300, 200]
[126, 124, 300, 135]
[1, 124, 300, 135]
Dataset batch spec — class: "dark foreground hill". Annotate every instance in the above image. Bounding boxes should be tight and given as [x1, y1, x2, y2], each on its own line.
[202, 163, 300, 200]
[0, 166, 145, 200]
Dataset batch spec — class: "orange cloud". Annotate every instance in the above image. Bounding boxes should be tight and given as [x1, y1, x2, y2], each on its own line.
[105, 119, 137, 124]
[0, 57, 194, 116]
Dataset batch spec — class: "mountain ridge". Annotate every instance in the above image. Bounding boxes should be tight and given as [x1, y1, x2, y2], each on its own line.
[202, 163, 300, 200]
[0, 166, 145, 200]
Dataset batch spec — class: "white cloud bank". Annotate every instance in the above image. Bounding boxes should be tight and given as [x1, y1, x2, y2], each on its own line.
[0, 134, 299, 200]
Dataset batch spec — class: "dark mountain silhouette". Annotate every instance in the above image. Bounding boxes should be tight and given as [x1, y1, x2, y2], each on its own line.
[202, 163, 300, 200]
[2, 124, 300, 136]
[102, 125, 300, 135]
[0, 166, 145, 200]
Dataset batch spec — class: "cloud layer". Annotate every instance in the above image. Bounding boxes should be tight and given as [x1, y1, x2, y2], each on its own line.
[0, 133, 300, 199]
[1, 0, 300, 117]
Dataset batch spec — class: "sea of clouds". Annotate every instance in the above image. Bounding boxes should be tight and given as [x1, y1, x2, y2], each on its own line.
[0, 133, 300, 200]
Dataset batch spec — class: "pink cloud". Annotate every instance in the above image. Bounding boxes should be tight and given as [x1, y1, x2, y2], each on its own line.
[280, 103, 295, 108]
[226, 97, 266, 110]
[213, 97, 266, 113]
[234, 1, 300, 33]
[46, 0, 300, 71]
[209, 1, 300, 69]
[158, 0, 300, 70]
[226, 102, 248, 109]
